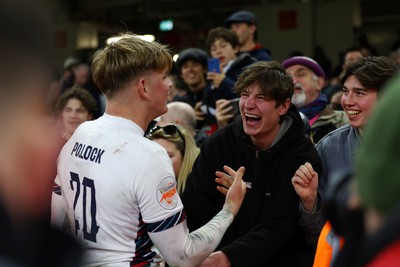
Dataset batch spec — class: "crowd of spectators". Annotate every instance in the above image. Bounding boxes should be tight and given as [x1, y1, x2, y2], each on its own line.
[2, 2, 400, 267]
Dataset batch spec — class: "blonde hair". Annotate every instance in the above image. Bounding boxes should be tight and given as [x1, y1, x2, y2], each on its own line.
[147, 124, 199, 194]
[91, 32, 173, 97]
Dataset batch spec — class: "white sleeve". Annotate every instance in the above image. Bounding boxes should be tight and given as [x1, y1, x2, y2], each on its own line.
[149, 209, 233, 267]
[50, 175, 67, 229]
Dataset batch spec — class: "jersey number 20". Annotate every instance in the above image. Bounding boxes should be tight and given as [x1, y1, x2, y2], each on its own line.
[70, 171, 100, 242]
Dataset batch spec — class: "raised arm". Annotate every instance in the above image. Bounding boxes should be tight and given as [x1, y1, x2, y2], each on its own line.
[292, 162, 318, 212]
[292, 162, 326, 239]
[150, 166, 246, 267]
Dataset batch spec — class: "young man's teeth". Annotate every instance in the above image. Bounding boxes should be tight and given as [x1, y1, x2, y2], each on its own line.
[245, 113, 260, 119]
[348, 110, 360, 115]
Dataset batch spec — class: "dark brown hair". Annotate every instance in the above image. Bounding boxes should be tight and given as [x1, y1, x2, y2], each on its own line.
[234, 61, 293, 107]
[340, 56, 399, 92]
[57, 87, 97, 116]
[205, 27, 239, 53]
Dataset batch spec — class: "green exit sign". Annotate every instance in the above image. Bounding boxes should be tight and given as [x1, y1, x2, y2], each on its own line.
[159, 19, 173, 31]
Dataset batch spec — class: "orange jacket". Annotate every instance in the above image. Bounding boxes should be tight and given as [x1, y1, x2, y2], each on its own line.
[313, 221, 344, 267]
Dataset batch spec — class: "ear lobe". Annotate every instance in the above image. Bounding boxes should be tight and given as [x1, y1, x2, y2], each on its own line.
[316, 76, 325, 91]
[138, 77, 150, 100]
[250, 24, 257, 34]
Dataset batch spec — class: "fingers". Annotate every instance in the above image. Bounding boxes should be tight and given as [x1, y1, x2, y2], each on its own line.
[304, 162, 315, 174]
[291, 175, 308, 187]
[216, 102, 234, 124]
[194, 101, 205, 121]
[215, 177, 233, 189]
[218, 165, 245, 186]
[223, 165, 236, 175]
[195, 112, 205, 122]
[223, 166, 246, 216]
[231, 166, 245, 185]
[206, 72, 217, 80]
[296, 163, 315, 181]
[216, 113, 234, 123]
[216, 100, 233, 113]
[216, 186, 228, 196]
[215, 168, 234, 186]
[215, 99, 229, 108]
[216, 166, 246, 196]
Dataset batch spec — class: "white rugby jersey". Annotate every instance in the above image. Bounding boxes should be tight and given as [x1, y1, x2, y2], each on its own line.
[55, 114, 185, 266]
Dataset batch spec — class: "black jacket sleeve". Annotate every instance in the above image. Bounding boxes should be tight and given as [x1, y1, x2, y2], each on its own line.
[181, 136, 223, 232]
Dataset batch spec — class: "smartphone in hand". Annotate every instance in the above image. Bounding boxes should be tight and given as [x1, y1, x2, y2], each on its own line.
[230, 98, 240, 115]
[207, 58, 220, 73]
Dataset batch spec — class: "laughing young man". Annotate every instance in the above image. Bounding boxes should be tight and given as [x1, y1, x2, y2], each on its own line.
[182, 61, 322, 267]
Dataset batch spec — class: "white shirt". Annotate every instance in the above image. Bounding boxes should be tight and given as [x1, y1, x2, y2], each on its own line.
[54, 113, 183, 266]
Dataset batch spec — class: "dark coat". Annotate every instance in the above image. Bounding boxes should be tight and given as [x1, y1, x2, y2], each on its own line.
[218, 53, 257, 94]
[245, 46, 272, 61]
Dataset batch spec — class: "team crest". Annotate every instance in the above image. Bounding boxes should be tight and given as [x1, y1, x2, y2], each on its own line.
[157, 177, 178, 210]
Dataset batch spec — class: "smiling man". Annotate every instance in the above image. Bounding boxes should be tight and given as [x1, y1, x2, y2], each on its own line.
[57, 87, 97, 140]
[314, 56, 399, 191]
[291, 56, 399, 267]
[174, 48, 236, 135]
[182, 61, 322, 267]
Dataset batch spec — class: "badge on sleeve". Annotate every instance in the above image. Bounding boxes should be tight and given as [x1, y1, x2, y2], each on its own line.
[157, 176, 178, 210]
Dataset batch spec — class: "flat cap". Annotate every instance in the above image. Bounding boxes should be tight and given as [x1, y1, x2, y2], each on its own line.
[225, 10, 257, 27]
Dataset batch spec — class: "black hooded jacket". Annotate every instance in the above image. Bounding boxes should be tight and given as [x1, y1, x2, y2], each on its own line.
[181, 105, 322, 267]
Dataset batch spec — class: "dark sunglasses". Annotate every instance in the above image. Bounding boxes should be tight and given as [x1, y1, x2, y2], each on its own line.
[148, 124, 186, 148]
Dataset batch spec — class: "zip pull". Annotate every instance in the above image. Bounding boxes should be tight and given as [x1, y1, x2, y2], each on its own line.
[255, 150, 259, 159]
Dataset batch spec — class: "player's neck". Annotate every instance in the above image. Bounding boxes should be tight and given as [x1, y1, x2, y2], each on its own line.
[106, 101, 149, 131]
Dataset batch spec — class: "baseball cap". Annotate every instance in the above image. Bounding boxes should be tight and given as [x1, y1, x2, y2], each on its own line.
[282, 56, 326, 78]
[224, 10, 257, 27]
[176, 48, 208, 69]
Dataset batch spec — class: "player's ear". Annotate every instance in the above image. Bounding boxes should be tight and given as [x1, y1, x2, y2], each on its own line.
[137, 77, 151, 101]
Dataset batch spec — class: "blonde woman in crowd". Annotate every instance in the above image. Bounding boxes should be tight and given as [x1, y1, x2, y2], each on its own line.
[147, 124, 199, 194]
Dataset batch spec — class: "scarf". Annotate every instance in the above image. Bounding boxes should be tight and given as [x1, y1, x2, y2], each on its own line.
[299, 93, 328, 120]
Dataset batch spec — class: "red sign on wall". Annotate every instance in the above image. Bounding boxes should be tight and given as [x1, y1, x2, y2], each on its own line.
[279, 10, 297, 30]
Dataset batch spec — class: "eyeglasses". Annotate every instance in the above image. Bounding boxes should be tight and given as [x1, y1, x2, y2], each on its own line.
[148, 124, 186, 150]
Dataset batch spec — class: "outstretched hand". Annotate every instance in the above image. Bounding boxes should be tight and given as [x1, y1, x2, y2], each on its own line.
[291, 162, 318, 212]
[221, 165, 246, 216]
